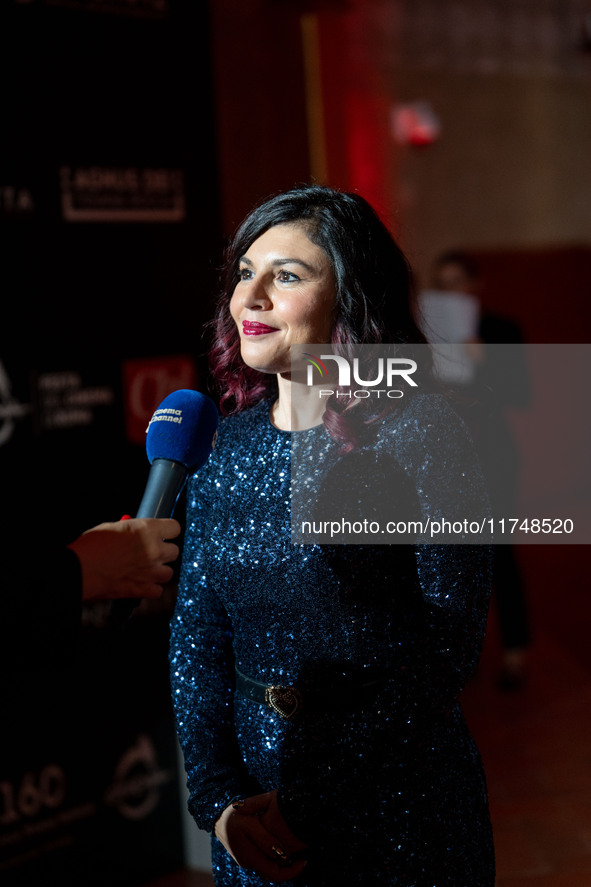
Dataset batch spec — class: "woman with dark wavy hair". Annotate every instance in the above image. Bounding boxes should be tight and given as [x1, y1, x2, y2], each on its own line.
[210, 185, 427, 426]
[170, 185, 494, 885]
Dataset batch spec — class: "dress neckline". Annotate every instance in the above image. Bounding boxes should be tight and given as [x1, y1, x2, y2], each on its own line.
[263, 399, 326, 435]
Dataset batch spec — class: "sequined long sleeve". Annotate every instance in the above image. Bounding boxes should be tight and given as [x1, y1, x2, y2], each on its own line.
[170, 468, 260, 833]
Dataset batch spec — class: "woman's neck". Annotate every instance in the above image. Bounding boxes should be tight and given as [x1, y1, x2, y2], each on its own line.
[271, 372, 326, 431]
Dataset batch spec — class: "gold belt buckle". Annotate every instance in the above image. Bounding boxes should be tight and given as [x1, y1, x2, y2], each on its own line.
[265, 685, 303, 720]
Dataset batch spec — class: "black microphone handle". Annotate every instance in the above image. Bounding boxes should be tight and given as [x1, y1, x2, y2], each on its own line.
[109, 458, 189, 628]
[135, 459, 189, 519]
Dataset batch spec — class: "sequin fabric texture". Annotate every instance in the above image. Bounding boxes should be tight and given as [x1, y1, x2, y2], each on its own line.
[170, 394, 495, 886]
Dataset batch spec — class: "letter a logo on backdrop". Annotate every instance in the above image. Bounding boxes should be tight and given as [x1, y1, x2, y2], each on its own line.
[0, 361, 30, 447]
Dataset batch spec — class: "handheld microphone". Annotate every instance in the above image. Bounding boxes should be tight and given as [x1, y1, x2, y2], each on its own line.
[111, 388, 218, 625]
[138, 388, 219, 518]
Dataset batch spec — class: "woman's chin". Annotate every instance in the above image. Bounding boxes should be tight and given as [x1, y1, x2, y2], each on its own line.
[240, 347, 290, 376]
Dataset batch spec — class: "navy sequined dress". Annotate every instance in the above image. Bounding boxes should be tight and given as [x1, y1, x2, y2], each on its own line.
[170, 394, 495, 886]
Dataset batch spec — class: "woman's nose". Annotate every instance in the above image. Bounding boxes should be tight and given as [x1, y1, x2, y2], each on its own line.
[242, 277, 272, 310]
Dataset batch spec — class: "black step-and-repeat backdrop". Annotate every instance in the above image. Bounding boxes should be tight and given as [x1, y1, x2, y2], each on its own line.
[1, 1, 220, 882]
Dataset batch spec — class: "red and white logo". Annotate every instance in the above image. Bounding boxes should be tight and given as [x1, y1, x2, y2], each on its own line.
[122, 355, 196, 446]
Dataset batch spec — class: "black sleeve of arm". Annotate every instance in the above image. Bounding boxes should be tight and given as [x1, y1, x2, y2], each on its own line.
[1, 544, 83, 672]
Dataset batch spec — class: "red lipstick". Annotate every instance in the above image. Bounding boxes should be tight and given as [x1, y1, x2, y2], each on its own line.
[242, 320, 279, 336]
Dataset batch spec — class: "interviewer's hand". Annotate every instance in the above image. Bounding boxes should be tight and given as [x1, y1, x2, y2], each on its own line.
[215, 790, 307, 882]
[67, 517, 181, 601]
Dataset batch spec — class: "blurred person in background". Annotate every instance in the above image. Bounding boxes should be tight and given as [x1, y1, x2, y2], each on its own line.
[421, 250, 531, 690]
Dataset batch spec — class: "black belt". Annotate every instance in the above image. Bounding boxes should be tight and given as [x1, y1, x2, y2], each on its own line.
[234, 666, 387, 720]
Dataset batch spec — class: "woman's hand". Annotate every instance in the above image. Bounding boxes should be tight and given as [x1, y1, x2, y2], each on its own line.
[214, 790, 307, 881]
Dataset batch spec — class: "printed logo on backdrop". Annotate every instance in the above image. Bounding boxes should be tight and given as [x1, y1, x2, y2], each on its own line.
[122, 355, 196, 446]
[13, 0, 169, 19]
[0, 364, 115, 442]
[0, 761, 96, 872]
[0, 361, 31, 447]
[0, 735, 173, 875]
[35, 371, 115, 432]
[60, 167, 186, 223]
[104, 735, 173, 821]
[0, 185, 35, 219]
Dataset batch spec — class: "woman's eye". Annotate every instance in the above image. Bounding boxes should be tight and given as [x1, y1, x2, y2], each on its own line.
[278, 270, 299, 283]
[238, 267, 253, 281]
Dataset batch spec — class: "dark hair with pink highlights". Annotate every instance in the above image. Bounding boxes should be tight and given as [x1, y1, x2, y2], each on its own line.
[209, 184, 430, 449]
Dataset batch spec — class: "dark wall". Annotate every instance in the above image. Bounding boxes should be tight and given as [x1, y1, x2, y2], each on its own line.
[209, 0, 312, 234]
[470, 247, 591, 345]
[0, 2, 220, 882]
[1, 0, 221, 537]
